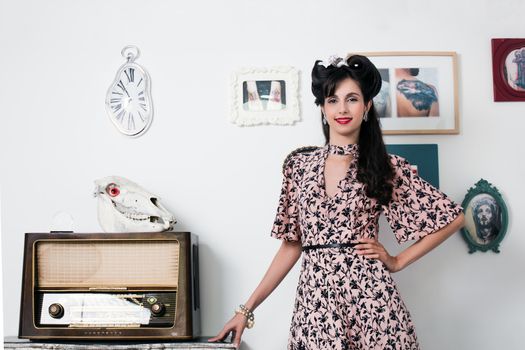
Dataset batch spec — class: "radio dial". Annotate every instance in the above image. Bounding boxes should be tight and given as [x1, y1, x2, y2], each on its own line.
[150, 302, 165, 316]
[48, 303, 64, 319]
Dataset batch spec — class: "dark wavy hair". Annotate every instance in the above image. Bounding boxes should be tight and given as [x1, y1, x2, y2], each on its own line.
[311, 55, 394, 205]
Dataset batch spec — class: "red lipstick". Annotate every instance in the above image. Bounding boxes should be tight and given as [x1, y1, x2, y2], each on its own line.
[335, 118, 352, 125]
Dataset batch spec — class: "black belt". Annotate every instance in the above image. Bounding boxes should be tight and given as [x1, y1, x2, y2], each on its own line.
[302, 242, 358, 252]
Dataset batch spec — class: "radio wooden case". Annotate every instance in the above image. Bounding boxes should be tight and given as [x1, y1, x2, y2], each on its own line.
[19, 232, 200, 340]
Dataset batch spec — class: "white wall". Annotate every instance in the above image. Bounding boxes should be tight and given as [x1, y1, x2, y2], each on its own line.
[0, 189, 4, 345]
[1, 0, 524, 348]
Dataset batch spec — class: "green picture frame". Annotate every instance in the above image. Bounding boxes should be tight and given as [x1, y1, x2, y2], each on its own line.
[461, 179, 509, 253]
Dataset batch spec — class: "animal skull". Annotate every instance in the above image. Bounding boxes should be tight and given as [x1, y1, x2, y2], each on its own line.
[93, 176, 176, 233]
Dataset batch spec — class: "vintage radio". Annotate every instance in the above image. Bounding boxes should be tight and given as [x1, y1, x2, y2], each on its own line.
[19, 232, 200, 340]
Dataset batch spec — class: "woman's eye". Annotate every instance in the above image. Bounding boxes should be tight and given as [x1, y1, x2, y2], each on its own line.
[347, 97, 358, 102]
[327, 98, 337, 104]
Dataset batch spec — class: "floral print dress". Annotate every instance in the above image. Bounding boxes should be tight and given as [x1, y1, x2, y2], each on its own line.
[271, 144, 462, 350]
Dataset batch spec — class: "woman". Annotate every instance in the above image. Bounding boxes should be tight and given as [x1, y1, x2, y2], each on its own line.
[210, 55, 464, 350]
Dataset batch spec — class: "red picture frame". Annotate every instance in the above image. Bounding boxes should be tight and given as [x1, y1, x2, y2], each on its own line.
[491, 38, 525, 101]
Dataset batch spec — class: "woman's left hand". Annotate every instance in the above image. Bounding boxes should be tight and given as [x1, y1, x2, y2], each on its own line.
[355, 238, 402, 272]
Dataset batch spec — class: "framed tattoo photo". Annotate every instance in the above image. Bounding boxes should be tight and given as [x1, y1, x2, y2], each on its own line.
[491, 38, 525, 101]
[461, 179, 509, 254]
[230, 66, 300, 126]
[385, 144, 439, 188]
[359, 52, 459, 135]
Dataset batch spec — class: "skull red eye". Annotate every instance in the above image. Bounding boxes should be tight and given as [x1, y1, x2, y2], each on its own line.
[106, 183, 120, 197]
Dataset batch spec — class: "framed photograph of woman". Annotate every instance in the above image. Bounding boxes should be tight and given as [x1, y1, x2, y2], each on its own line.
[461, 179, 509, 253]
[360, 52, 459, 135]
[230, 66, 300, 126]
[491, 38, 525, 101]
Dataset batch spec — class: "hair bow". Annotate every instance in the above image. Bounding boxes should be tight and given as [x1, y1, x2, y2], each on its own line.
[318, 55, 348, 68]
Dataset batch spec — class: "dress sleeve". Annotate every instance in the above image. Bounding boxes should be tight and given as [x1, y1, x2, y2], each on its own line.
[270, 154, 301, 242]
[382, 155, 463, 243]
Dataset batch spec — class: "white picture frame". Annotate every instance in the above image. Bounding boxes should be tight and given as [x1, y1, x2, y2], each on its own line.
[360, 51, 459, 135]
[230, 66, 300, 126]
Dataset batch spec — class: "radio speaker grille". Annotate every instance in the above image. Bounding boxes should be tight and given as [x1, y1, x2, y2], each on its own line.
[36, 240, 179, 288]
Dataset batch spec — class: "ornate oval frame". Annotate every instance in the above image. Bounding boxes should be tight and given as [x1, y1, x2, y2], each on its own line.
[460, 179, 509, 253]
[491, 38, 525, 101]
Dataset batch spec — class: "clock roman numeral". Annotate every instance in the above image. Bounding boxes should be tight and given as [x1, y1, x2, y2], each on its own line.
[117, 80, 125, 91]
[125, 68, 135, 83]
[117, 80, 130, 97]
[138, 110, 145, 122]
[137, 78, 143, 87]
[110, 98, 121, 104]
[128, 112, 135, 130]
[116, 109, 125, 122]
[111, 104, 122, 112]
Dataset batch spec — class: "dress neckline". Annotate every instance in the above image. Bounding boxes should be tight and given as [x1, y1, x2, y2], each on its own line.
[326, 143, 359, 157]
[320, 144, 359, 200]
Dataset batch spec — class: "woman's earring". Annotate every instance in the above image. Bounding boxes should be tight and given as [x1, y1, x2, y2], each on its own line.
[322, 118, 327, 125]
[363, 111, 369, 122]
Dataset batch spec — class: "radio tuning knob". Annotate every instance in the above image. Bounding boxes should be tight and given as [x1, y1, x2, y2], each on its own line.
[150, 302, 165, 316]
[48, 303, 64, 319]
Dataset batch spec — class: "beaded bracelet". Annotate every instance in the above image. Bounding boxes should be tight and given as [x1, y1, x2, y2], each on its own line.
[235, 304, 255, 329]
